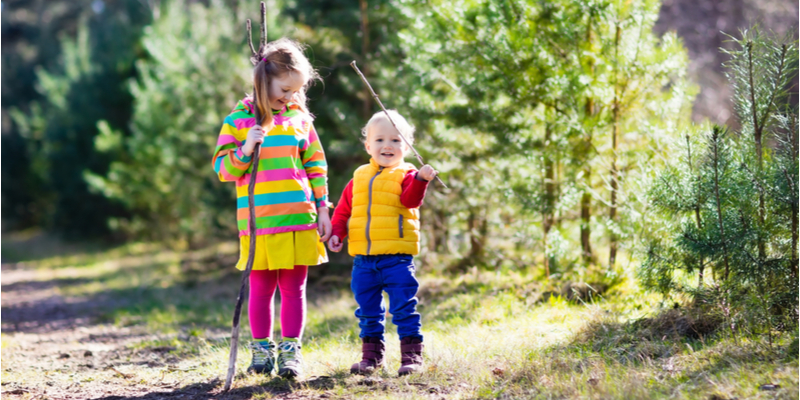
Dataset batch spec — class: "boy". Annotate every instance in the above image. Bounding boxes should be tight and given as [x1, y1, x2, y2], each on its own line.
[328, 110, 437, 376]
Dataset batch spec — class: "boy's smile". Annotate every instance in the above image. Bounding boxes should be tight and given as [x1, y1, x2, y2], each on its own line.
[365, 117, 408, 168]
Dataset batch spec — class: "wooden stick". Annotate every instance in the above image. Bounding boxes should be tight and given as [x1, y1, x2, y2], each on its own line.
[350, 61, 447, 188]
[224, 2, 268, 392]
[246, 20, 257, 61]
[224, 147, 261, 393]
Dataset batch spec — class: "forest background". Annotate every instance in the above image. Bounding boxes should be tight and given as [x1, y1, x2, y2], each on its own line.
[1, 0, 799, 399]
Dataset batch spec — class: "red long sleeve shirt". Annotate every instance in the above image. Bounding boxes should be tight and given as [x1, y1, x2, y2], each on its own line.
[331, 170, 430, 239]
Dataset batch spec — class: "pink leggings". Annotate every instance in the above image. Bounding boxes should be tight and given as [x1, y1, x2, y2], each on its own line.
[248, 266, 308, 340]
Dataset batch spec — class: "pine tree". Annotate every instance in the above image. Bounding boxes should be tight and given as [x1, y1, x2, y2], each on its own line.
[641, 28, 798, 335]
[6, 1, 150, 236]
[86, 0, 255, 243]
[398, 0, 693, 273]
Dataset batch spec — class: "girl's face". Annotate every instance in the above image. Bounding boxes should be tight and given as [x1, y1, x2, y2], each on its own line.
[365, 117, 408, 168]
[268, 71, 307, 110]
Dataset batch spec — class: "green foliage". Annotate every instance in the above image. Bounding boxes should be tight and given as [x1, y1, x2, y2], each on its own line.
[86, 0, 257, 243]
[283, 0, 414, 193]
[397, 0, 694, 273]
[641, 28, 799, 335]
[3, 1, 150, 236]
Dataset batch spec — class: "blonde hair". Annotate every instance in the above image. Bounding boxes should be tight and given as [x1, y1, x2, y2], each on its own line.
[361, 110, 415, 145]
[251, 38, 320, 128]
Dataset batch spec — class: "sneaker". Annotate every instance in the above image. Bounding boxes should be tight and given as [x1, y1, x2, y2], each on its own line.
[398, 337, 424, 376]
[277, 338, 303, 379]
[350, 336, 385, 375]
[247, 339, 276, 375]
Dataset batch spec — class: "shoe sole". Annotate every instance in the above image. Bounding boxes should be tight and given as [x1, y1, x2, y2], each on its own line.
[247, 366, 274, 375]
[351, 364, 384, 375]
[351, 369, 374, 375]
[398, 367, 420, 376]
[278, 368, 299, 380]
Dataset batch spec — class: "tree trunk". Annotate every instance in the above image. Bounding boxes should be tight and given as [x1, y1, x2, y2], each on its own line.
[581, 164, 593, 264]
[543, 122, 555, 277]
[434, 207, 447, 253]
[746, 43, 787, 262]
[711, 127, 731, 280]
[687, 135, 704, 286]
[608, 23, 621, 269]
[791, 113, 798, 278]
[457, 206, 488, 271]
[581, 17, 595, 265]
[359, 0, 371, 119]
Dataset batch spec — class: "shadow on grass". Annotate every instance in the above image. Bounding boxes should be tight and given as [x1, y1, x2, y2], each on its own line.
[90, 376, 342, 400]
[1, 276, 93, 293]
[1, 244, 356, 337]
[1, 257, 239, 333]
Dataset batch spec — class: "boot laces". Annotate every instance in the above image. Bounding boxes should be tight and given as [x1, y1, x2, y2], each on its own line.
[250, 341, 275, 365]
[278, 340, 302, 365]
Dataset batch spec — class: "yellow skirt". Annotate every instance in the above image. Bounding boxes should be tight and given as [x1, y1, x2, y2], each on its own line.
[236, 229, 328, 271]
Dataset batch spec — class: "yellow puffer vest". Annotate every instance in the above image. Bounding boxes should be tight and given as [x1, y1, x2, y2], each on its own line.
[348, 159, 421, 256]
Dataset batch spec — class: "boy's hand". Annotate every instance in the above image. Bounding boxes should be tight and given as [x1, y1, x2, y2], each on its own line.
[317, 208, 332, 242]
[328, 235, 344, 252]
[242, 125, 265, 157]
[418, 164, 438, 182]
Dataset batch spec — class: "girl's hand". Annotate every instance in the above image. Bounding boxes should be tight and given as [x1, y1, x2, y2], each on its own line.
[317, 208, 332, 242]
[242, 125, 265, 157]
[418, 164, 438, 182]
[328, 235, 343, 252]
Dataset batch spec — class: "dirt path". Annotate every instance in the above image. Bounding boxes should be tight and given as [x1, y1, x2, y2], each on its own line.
[2, 262, 164, 399]
[1, 247, 356, 400]
[1, 261, 258, 400]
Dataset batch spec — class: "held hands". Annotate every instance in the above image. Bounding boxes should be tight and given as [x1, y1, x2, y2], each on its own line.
[418, 164, 439, 182]
[317, 208, 332, 243]
[328, 235, 344, 253]
[242, 125, 265, 157]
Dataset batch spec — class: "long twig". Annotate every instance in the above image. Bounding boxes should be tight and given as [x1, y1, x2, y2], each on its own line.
[225, 2, 267, 392]
[350, 61, 447, 188]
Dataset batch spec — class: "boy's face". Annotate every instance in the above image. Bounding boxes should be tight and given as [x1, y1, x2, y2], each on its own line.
[268, 71, 306, 111]
[365, 117, 408, 168]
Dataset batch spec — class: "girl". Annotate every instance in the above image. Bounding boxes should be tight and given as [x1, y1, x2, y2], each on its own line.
[212, 38, 331, 379]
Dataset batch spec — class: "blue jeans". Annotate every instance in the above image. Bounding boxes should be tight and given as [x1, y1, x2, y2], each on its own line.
[351, 254, 423, 341]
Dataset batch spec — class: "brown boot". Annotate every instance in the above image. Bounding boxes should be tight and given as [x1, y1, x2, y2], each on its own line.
[398, 337, 424, 376]
[350, 337, 385, 375]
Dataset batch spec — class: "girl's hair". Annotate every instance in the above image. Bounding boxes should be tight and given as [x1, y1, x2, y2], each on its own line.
[361, 110, 415, 145]
[251, 38, 320, 127]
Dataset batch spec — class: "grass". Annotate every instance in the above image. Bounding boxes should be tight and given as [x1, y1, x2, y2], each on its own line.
[1, 234, 798, 399]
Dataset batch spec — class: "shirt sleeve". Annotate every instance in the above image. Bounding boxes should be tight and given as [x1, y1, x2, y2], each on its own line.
[400, 170, 430, 209]
[300, 121, 332, 208]
[212, 115, 252, 182]
[331, 180, 354, 239]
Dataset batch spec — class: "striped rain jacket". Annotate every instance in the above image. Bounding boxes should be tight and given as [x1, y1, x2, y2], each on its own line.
[212, 98, 331, 237]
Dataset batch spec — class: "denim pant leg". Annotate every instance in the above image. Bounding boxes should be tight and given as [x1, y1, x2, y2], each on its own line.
[381, 255, 423, 341]
[351, 256, 386, 340]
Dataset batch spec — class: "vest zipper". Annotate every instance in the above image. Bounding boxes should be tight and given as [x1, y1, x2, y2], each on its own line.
[399, 214, 404, 238]
[365, 167, 384, 255]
